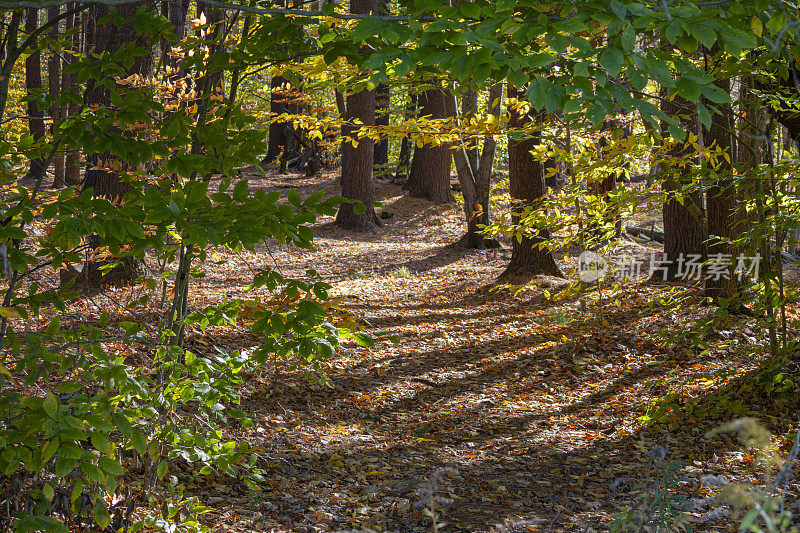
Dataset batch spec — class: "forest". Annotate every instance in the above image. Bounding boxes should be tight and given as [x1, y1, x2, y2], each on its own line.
[1, 0, 800, 531]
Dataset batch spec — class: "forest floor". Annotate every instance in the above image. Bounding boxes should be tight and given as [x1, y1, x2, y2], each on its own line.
[34, 169, 800, 532]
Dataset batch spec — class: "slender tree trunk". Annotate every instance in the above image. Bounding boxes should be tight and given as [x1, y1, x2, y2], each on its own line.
[393, 92, 415, 183]
[334, 0, 381, 231]
[500, 85, 562, 280]
[374, 82, 390, 172]
[405, 87, 453, 204]
[449, 83, 502, 249]
[372, 0, 389, 174]
[63, 3, 81, 185]
[48, 5, 64, 187]
[24, 8, 46, 180]
[591, 118, 630, 240]
[0, 11, 22, 119]
[462, 89, 479, 170]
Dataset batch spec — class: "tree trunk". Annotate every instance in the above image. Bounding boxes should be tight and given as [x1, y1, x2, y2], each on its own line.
[703, 78, 739, 303]
[48, 5, 64, 187]
[164, 0, 189, 68]
[449, 83, 502, 249]
[372, 0, 389, 174]
[659, 93, 707, 281]
[500, 85, 562, 280]
[392, 92, 415, 183]
[264, 75, 290, 164]
[0, 11, 22, 121]
[462, 88, 479, 170]
[63, 4, 81, 186]
[591, 117, 631, 240]
[374, 82, 389, 172]
[405, 87, 453, 204]
[24, 8, 46, 181]
[334, 0, 381, 231]
[73, 2, 150, 286]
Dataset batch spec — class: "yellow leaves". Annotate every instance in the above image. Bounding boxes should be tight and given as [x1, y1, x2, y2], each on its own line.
[191, 11, 207, 28]
[0, 307, 21, 319]
[751, 15, 763, 37]
[331, 423, 359, 434]
[468, 204, 483, 220]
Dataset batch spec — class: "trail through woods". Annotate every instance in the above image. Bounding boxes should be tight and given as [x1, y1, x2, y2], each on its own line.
[32, 170, 798, 531]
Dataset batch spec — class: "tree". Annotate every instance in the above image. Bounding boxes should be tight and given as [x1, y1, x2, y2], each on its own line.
[374, 82, 390, 172]
[703, 76, 739, 304]
[448, 82, 503, 249]
[48, 5, 64, 187]
[500, 85, 562, 280]
[405, 86, 453, 204]
[74, 3, 153, 285]
[62, 4, 81, 186]
[393, 91, 415, 183]
[334, 0, 381, 231]
[660, 92, 707, 281]
[264, 75, 291, 164]
[24, 8, 46, 181]
[591, 116, 630, 239]
[371, 0, 390, 174]
[0, 10, 21, 117]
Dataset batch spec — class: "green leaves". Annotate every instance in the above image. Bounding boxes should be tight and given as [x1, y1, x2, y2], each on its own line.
[43, 392, 59, 419]
[621, 25, 635, 53]
[600, 46, 624, 78]
[93, 499, 111, 530]
[701, 83, 730, 104]
[676, 77, 701, 101]
[15, 516, 69, 533]
[354, 332, 375, 348]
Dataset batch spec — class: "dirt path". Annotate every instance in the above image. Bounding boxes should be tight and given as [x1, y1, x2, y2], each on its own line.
[168, 171, 790, 532]
[26, 170, 790, 531]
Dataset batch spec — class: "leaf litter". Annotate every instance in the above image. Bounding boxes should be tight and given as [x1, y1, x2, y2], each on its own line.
[20, 168, 800, 532]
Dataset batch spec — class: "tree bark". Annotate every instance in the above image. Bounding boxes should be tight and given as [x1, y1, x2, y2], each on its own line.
[48, 5, 64, 187]
[591, 117, 631, 240]
[73, 2, 150, 286]
[0, 11, 21, 118]
[264, 74, 290, 164]
[462, 89, 479, 170]
[392, 92, 415, 183]
[500, 85, 562, 280]
[63, 3, 81, 186]
[24, 8, 46, 181]
[374, 82, 390, 172]
[163, 0, 189, 69]
[449, 83, 502, 249]
[405, 87, 453, 204]
[660, 93, 707, 281]
[703, 78, 739, 303]
[334, 0, 381, 231]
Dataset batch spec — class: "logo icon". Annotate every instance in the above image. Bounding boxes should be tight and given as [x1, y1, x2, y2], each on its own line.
[578, 251, 607, 282]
